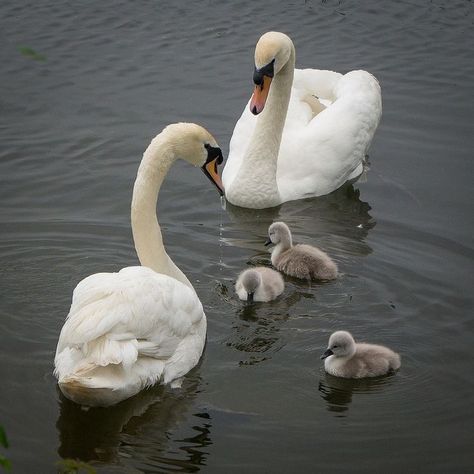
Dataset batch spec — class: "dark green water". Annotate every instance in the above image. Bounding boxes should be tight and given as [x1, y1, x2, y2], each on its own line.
[1, 1, 473, 472]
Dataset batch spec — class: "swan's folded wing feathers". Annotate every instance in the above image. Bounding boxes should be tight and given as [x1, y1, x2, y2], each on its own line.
[277, 70, 382, 201]
[293, 69, 342, 101]
[56, 266, 204, 368]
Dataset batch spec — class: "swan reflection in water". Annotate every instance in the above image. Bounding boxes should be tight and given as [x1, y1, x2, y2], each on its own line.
[222, 184, 375, 262]
[318, 372, 398, 416]
[56, 370, 212, 472]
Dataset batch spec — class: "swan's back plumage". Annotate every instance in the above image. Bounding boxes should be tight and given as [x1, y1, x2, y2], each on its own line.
[55, 266, 206, 406]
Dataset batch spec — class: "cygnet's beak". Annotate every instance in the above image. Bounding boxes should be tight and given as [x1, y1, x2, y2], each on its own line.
[264, 238, 273, 247]
[250, 60, 275, 115]
[247, 292, 254, 303]
[201, 146, 224, 196]
[321, 348, 333, 360]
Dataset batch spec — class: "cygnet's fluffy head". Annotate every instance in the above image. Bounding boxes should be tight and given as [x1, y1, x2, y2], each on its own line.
[321, 331, 356, 359]
[161, 123, 224, 194]
[241, 269, 262, 296]
[267, 221, 292, 246]
[255, 31, 294, 74]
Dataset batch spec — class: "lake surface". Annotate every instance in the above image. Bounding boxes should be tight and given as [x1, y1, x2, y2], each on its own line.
[1, 0, 473, 472]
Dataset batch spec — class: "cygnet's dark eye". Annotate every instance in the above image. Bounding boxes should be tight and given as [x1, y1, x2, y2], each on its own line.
[332, 345, 338, 349]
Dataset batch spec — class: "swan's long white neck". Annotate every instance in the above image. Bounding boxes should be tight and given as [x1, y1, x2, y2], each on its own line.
[131, 135, 193, 290]
[229, 46, 295, 208]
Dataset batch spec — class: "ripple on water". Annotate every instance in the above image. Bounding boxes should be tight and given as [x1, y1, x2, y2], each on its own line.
[1, 0, 474, 471]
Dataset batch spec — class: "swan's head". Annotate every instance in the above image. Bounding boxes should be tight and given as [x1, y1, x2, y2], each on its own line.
[321, 331, 357, 360]
[250, 32, 294, 115]
[163, 123, 224, 195]
[265, 221, 292, 247]
[241, 269, 262, 302]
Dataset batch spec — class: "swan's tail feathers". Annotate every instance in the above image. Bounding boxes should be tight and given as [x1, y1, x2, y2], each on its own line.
[54, 337, 169, 406]
[55, 336, 139, 381]
[84, 335, 139, 369]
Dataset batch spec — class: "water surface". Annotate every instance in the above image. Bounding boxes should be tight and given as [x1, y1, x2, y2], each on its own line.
[1, 0, 473, 472]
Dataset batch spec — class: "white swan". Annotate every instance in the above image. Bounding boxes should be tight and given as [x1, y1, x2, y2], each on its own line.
[265, 222, 338, 280]
[222, 31, 382, 209]
[321, 331, 401, 378]
[54, 123, 224, 407]
[235, 267, 284, 302]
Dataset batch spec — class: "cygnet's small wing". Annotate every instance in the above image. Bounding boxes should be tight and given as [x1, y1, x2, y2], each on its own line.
[275, 244, 337, 280]
[354, 343, 401, 377]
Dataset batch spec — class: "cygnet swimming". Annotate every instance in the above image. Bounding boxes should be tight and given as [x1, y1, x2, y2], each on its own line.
[235, 267, 284, 302]
[265, 222, 337, 280]
[321, 330, 401, 378]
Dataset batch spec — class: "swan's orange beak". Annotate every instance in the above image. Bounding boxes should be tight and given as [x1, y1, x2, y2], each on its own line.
[201, 146, 224, 196]
[250, 76, 272, 115]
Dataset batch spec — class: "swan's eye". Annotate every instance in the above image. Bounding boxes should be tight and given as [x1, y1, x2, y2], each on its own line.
[253, 59, 275, 85]
[204, 144, 224, 164]
[332, 345, 338, 349]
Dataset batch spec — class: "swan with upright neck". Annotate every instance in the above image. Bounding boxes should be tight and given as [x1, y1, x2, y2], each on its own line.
[54, 123, 224, 407]
[222, 31, 382, 209]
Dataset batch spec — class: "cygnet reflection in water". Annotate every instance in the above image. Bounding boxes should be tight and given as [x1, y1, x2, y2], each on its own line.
[228, 289, 313, 366]
[318, 372, 397, 415]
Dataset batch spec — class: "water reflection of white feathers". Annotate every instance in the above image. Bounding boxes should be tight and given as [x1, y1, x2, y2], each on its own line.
[221, 184, 375, 262]
[216, 277, 313, 366]
[56, 371, 211, 470]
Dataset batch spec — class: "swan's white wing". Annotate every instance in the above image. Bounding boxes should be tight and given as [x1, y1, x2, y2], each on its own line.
[292, 69, 342, 102]
[55, 266, 205, 389]
[277, 69, 382, 200]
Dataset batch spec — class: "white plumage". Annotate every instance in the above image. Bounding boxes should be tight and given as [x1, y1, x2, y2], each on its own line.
[54, 123, 224, 406]
[223, 32, 382, 209]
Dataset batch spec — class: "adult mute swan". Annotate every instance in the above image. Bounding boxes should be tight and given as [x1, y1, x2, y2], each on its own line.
[321, 331, 401, 378]
[54, 123, 224, 407]
[222, 31, 382, 209]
